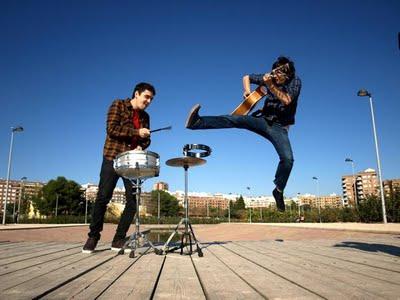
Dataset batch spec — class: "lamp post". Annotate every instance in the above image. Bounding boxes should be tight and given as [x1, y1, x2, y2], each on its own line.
[345, 158, 358, 208]
[297, 192, 301, 220]
[84, 197, 88, 224]
[246, 187, 251, 223]
[157, 191, 160, 224]
[312, 176, 321, 223]
[16, 176, 27, 223]
[55, 193, 59, 217]
[357, 89, 387, 223]
[249, 200, 253, 223]
[228, 193, 232, 223]
[2, 126, 24, 225]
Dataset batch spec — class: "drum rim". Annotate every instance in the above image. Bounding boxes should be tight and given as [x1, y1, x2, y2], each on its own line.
[115, 150, 160, 159]
[114, 165, 160, 179]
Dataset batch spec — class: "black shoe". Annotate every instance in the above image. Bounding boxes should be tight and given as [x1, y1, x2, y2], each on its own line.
[82, 237, 99, 253]
[111, 237, 131, 252]
[273, 188, 285, 212]
[185, 104, 201, 128]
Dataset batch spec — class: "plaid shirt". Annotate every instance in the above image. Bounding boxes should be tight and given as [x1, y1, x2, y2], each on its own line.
[103, 98, 150, 160]
[249, 74, 302, 126]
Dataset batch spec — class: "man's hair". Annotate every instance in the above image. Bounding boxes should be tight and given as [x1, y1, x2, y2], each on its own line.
[272, 56, 296, 80]
[132, 82, 156, 98]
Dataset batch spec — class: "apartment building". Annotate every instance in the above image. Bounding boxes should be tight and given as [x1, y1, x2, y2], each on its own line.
[299, 193, 342, 208]
[342, 168, 378, 206]
[383, 179, 400, 198]
[153, 182, 169, 191]
[0, 179, 44, 212]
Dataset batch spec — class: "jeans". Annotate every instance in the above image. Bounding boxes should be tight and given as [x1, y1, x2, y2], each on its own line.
[189, 114, 294, 191]
[88, 157, 137, 241]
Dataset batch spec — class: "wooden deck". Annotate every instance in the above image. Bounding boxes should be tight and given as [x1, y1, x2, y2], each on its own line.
[0, 237, 399, 299]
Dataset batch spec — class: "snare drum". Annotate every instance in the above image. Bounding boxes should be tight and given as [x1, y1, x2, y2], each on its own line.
[114, 150, 160, 179]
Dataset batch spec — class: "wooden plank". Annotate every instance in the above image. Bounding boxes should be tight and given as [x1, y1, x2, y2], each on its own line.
[0, 249, 116, 299]
[98, 251, 165, 299]
[0, 241, 55, 255]
[0, 244, 83, 276]
[239, 241, 400, 298]
[153, 254, 205, 300]
[261, 240, 400, 272]
[208, 244, 321, 299]
[0, 242, 61, 259]
[242, 241, 400, 285]
[191, 246, 263, 299]
[41, 251, 143, 299]
[0, 242, 82, 267]
[279, 239, 400, 261]
[0, 245, 110, 292]
[224, 242, 392, 299]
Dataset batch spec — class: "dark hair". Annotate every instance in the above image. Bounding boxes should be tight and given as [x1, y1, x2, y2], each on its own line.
[272, 56, 296, 80]
[132, 82, 156, 98]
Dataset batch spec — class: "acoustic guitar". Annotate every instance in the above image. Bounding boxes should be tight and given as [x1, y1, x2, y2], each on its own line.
[231, 86, 268, 116]
[231, 63, 289, 116]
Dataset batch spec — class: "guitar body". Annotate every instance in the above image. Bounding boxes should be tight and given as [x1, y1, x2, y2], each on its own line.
[231, 86, 268, 116]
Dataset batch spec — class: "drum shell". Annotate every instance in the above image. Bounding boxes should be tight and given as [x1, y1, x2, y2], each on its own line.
[114, 150, 160, 179]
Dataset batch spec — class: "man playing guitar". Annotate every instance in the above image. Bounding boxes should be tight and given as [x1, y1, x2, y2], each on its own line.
[185, 56, 302, 211]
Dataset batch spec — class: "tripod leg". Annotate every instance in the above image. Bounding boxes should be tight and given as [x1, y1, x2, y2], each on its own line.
[162, 218, 184, 253]
[180, 232, 185, 255]
[188, 222, 203, 257]
[143, 234, 162, 255]
[189, 233, 193, 255]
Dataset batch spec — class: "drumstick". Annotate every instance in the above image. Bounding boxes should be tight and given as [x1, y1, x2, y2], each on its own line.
[150, 126, 172, 133]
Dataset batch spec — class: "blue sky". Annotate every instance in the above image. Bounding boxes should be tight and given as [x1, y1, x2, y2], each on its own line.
[1, 0, 399, 197]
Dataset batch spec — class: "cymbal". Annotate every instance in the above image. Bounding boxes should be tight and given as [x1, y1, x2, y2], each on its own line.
[166, 156, 206, 167]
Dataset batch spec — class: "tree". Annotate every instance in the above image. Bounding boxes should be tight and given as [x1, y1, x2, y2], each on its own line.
[31, 176, 84, 216]
[234, 195, 246, 210]
[150, 190, 180, 217]
[358, 195, 383, 223]
[230, 195, 246, 219]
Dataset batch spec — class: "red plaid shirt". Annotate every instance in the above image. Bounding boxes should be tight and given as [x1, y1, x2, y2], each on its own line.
[103, 98, 150, 160]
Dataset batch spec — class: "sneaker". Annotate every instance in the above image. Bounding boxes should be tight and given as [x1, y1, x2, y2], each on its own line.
[111, 237, 131, 252]
[185, 104, 201, 128]
[82, 237, 99, 253]
[273, 188, 285, 212]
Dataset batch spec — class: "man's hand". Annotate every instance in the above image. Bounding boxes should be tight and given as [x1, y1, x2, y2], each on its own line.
[243, 91, 251, 99]
[138, 128, 150, 138]
[263, 73, 274, 85]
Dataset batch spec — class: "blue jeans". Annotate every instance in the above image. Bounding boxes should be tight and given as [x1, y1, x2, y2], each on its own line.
[89, 157, 137, 241]
[188, 115, 294, 191]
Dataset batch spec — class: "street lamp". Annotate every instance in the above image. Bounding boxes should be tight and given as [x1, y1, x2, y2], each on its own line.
[157, 191, 161, 224]
[16, 176, 27, 223]
[228, 193, 232, 223]
[345, 158, 358, 208]
[2, 126, 24, 225]
[297, 192, 301, 219]
[312, 176, 321, 223]
[246, 187, 251, 223]
[249, 200, 253, 223]
[84, 197, 88, 224]
[55, 193, 59, 217]
[357, 89, 387, 223]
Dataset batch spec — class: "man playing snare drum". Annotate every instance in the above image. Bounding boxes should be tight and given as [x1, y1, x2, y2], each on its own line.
[83, 82, 155, 253]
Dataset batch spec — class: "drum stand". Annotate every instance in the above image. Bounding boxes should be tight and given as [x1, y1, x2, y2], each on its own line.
[119, 178, 161, 258]
[162, 156, 206, 257]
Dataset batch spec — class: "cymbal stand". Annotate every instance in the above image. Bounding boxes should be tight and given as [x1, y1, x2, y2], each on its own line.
[162, 164, 203, 257]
